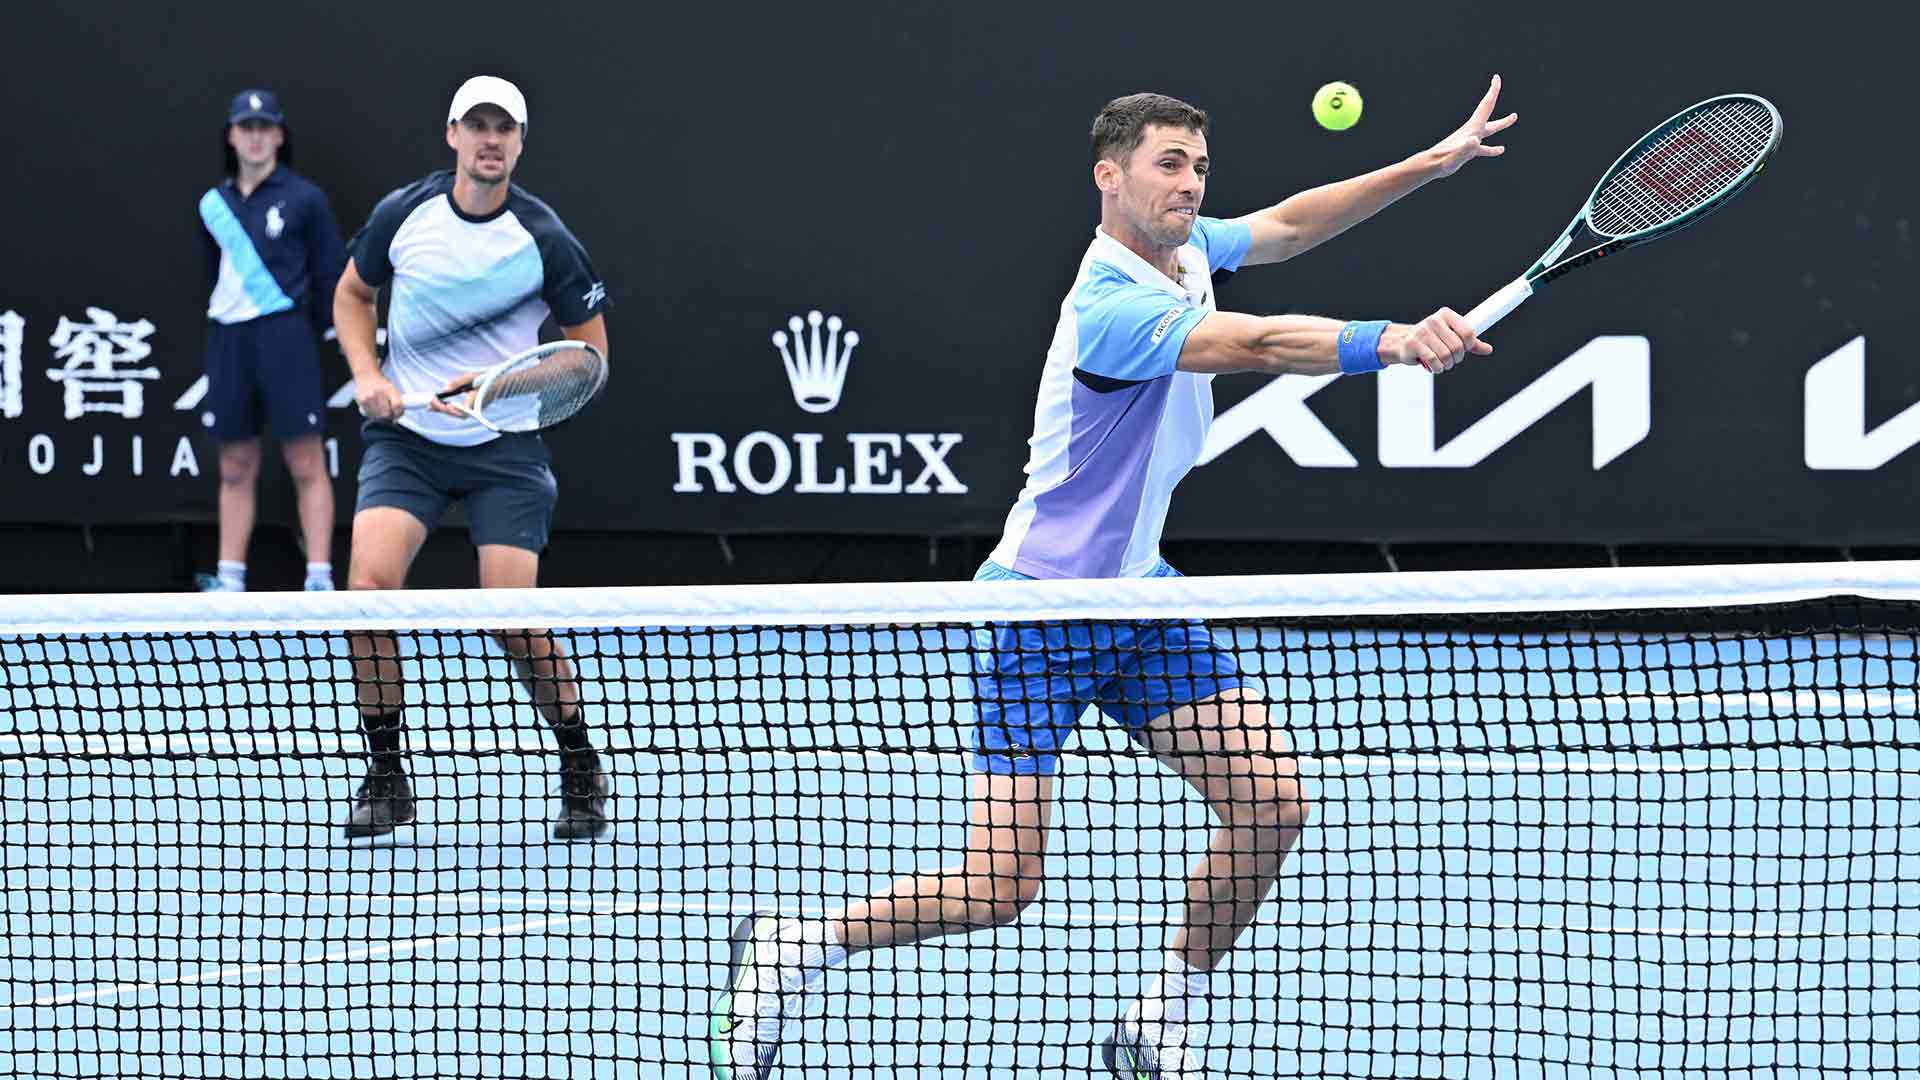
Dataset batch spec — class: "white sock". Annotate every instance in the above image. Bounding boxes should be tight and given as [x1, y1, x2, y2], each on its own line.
[1133, 952, 1209, 1028]
[305, 562, 333, 586]
[217, 560, 246, 592]
[774, 917, 848, 993]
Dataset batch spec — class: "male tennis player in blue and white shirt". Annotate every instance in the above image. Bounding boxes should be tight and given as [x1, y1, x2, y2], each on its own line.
[332, 75, 612, 843]
[712, 79, 1517, 1079]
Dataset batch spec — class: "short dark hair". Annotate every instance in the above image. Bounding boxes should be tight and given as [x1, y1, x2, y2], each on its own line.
[1090, 93, 1209, 167]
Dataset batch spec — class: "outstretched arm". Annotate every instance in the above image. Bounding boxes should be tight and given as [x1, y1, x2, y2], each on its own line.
[1176, 308, 1491, 376]
[1236, 75, 1517, 268]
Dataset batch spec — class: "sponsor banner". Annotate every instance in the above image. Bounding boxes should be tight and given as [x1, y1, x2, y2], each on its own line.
[669, 312, 968, 500]
[3, 3, 1917, 544]
[0, 303, 355, 522]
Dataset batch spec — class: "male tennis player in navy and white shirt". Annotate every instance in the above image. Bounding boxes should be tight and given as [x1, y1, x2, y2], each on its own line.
[332, 75, 611, 843]
[711, 80, 1517, 1079]
[197, 89, 345, 593]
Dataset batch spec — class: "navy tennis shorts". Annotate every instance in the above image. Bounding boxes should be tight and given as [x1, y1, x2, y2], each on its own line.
[354, 422, 558, 553]
[203, 310, 325, 442]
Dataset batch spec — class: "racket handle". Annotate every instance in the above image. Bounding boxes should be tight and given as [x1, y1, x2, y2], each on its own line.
[1464, 277, 1534, 335]
[399, 391, 435, 410]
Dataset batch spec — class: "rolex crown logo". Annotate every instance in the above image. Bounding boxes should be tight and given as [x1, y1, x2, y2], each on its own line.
[771, 310, 858, 414]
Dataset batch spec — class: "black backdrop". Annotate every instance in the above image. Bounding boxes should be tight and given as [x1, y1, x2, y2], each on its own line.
[2, 2, 1915, 553]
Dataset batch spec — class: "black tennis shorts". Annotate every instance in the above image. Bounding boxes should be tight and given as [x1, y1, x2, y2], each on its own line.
[354, 421, 557, 552]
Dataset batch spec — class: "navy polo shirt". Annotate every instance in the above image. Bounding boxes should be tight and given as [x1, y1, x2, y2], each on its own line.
[198, 166, 346, 335]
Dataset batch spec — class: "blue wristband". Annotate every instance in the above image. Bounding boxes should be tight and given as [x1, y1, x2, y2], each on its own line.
[1337, 320, 1389, 374]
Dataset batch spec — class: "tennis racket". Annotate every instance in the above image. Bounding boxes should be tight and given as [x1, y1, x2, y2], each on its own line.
[399, 340, 608, 433]
[1465, 93, 1782, 334]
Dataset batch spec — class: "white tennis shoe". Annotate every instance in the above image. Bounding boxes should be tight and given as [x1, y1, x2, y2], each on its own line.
[709, 912, 817, 1079]
[1102, 1014, 1206, 1079]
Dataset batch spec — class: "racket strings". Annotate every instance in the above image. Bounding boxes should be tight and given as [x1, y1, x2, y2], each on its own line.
[1589, 99, 1775, 237]
[1596, 108, 1761, 232]
[476, 345, 608, 428]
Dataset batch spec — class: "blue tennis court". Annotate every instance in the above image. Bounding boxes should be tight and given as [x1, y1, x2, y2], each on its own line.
[4, 622, 1918, 1078]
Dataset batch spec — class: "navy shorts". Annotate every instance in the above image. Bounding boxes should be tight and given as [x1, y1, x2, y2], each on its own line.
[354, 422, 558, 553]
[203, 310, 325, 442]
[970, 560, 1250, 776]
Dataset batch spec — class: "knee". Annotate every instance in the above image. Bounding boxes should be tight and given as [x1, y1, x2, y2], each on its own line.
[285, 458, 326, 486]
[219, 454, 259, 487]
[1273, 783, 1312, 832]
[1220, 777, 1311, 837]
[982, 859, 1047, 925]
[347, 568, 400, 592]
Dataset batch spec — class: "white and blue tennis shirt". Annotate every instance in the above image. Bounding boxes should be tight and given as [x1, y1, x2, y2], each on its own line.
[988, 216, 1251, 579]
[346, 170, 608, 447]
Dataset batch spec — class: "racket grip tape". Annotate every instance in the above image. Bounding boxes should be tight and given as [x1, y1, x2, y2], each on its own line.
[399, 391, 436, 409]
[1464, 277, 1534, 335]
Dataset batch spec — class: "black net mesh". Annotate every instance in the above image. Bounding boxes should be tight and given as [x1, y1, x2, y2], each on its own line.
[3, 577, 1916, 1078]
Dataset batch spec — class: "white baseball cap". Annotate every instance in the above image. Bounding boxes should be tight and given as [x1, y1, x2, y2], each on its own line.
[447, 75, 528, 126]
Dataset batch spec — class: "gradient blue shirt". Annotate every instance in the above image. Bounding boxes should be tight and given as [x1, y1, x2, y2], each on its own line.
[988, 216, 1251, 578]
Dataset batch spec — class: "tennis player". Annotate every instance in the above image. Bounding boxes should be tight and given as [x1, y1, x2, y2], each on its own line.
[711, 79, 1517, 1078]
[332, 75, 612, 842]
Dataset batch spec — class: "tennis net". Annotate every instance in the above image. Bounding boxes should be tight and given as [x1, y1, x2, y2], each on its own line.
[3, 561, 1917, 1079]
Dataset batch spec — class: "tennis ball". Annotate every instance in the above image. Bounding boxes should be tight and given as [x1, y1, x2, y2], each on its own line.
[1312, 81, 1363, 131]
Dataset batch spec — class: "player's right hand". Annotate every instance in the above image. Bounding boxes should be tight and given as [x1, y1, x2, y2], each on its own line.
[1380, 309, 1492, 373]
[354, 373, 405, 421]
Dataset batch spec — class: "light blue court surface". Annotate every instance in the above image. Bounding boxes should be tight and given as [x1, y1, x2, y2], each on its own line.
[3, 624, 1918, 1078]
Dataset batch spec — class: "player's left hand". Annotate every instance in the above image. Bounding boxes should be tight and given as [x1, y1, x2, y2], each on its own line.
[1425, 75, 1517, 179]
[433, 373, 478, 417]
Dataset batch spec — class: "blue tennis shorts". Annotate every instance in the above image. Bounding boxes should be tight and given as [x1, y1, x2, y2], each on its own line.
[970, 560, 1249, 775]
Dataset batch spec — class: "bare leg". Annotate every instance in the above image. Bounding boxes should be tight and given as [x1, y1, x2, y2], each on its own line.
[281, 434, 333, 565]
[834, 769, 1054, 953]
[477, 544, 584, 737]
[477, 543, 605, 840]
[345, 508, 428, 718]
[216, 440, 262, 563]
[1137, 686, 1310, 971]
[338, 507, 431, 836]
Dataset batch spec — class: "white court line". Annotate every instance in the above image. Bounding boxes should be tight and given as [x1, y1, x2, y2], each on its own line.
[11, 901, 643, 1010]
[16, 887, 1910, 943]
[1593, 689, 1917, 713]
[4, 724, 1916, 762]
[4, 738, 1912, 778]
[0, 732, 972, 767]
[1, 894, 1156, 1013]
[2, 686, 1916, 754]
[1300, 756, 1920, 776]
[3, 889, 634, 912]
[2, 889, 1157, 928]
[1485, 921, 1919, 941]
[12, 889, 1911, 1015]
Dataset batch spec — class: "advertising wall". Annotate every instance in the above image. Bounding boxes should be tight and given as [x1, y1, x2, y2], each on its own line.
[2, 4, 1912, 545]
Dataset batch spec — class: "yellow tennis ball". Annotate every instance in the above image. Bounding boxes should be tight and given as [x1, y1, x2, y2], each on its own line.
[1313, 81, 1363, 131]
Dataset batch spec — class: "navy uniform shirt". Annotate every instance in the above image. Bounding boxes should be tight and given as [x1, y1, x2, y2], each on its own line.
[198, 166, 346, 335]
[346, 170, 607, 446]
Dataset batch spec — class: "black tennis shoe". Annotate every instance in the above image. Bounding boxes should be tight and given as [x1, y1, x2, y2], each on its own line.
[553, 752, 610, 841]
[343, 766, 415, 838]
